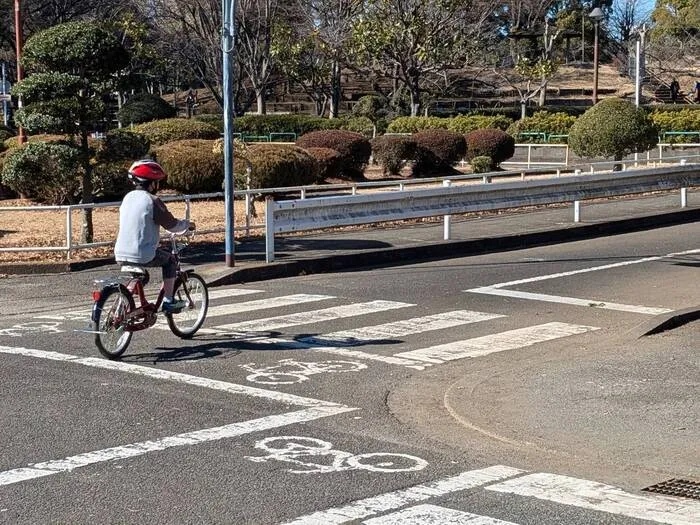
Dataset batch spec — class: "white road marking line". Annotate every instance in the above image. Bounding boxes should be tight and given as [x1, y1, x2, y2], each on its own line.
[241, 337, 432, 369]
[154, 294, 336, 329]
[468, 249, 700, 290]
[469, 287, 672, 315]
[282, 465, 525, 525]
[299, 311, 504, 347]
[0, 406, 355, 488]
[363, 504, 519, 524]
[487, 473, 700, 525]
[0, 345, 344, 408]
[210, 300, 413, 333]
[395, 322, 599, 363]
[208, 288, 264, 300]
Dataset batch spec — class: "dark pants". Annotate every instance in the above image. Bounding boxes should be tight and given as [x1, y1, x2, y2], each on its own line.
[119, 248, 176, 280]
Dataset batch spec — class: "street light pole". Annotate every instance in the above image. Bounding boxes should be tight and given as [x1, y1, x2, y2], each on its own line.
[14, 0, 26, 144]
[589, 7, 604, 105]
[222, 0, 237, 267]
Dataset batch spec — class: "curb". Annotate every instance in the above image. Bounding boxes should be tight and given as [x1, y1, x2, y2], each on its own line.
[204, 207, 700, 286]
[635, 306, 700, 337]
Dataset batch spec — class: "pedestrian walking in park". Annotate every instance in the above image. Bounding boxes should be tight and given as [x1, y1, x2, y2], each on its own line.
[694, 80, 700, 103]
[669, 78, 680, 103]
[185, 88, 197, 118]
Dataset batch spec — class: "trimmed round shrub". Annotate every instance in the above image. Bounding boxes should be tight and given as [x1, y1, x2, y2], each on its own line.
[132, 118, 220, 146]
[1, 141, 81, 203]
[465, 128, 515, 168]
[506, 111, 577, 143]
[304, 147, 342, 182]
[235, 144, 318, 189]
[91, 161, 132, 200]
[117, 93, 176, 125]
[0, 126, 14, 146]
[371, 135, 416, 176]
[339, 116, 374, 137]
[94, 129, 150, 163]
[152, 139, 223, 193]
[3, 133, 68, 149]
[448, 114, 513, 133]
[296, 130, 371, 180]
[411, 129, 466, 177]
[569, 98, 658, 160]
[470, 156, 493, 174]
[235, 114, 339, 136]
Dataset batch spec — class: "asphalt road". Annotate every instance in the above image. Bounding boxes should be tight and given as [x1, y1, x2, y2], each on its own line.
[0, 223, 698, 524]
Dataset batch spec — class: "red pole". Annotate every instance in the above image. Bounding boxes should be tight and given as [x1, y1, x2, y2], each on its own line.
[14, 0, 26, 144]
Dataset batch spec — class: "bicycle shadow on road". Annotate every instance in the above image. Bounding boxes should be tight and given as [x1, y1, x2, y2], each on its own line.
[122, 331, 402, 364]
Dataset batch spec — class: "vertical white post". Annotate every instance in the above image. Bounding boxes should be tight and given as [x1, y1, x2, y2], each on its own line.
[527, 145, 532, 168]
[185, 196, 191, 221]
[300, 188, 306, 199]
[352, 185, 357, 196]
[399, 183, 405, 191]
[443, 180, 451, 240]
[681, 188, 687, 208]
[574, 200, 581, 223]
[556, 169, 561, 177]
[565, 145, 569, 166]
[66, 206, 73, 259]
[244, 192, 251, 236]
[521, 171, 525, 181]
[265, 197, 275, 263]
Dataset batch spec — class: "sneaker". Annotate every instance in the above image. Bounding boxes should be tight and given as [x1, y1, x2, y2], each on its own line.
[162, 299, 187, 314]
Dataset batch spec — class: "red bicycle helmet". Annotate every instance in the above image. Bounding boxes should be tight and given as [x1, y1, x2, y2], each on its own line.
[128, 159, 167, 183]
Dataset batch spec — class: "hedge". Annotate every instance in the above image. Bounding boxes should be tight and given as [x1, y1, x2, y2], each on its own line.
[152, 139, 224, 193]
[370, 135, 416, 176]
[465, 129, 515, 168]
[117, 93, 176, 125]
[296, 130, 371, 180]
[131, 118, 220, 146]
[236, 144, 318, 189]
[506, 111, 577, 143]
[649, 108, 700, 143]
[411, 129, 466, 177]
[304, 147, 342, 182]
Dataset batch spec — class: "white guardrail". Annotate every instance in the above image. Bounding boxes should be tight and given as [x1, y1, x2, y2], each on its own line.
[263, 162, 700, 262]
[1, 151, 699, 260]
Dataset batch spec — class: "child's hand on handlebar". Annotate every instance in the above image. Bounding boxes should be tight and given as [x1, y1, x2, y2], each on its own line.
[188, 221, 196, 231]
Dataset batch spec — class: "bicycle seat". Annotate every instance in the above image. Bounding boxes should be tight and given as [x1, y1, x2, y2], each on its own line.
[120, 265, 147, 275]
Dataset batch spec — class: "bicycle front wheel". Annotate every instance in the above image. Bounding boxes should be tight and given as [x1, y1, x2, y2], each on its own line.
[93, 285, 134, 360]
[167, 272, 209, 338]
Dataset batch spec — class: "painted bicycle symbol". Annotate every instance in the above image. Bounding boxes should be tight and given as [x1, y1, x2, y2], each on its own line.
[239, 358, 367, 385]
[245, 436, 428, 474]
[0, 321, 64, 337]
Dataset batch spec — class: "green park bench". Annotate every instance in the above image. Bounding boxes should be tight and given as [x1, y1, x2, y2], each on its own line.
[242, 135, 270, 142]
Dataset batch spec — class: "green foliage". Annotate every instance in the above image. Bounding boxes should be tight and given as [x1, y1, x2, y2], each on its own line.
[236, 144, 318, 189]
[649, 109, 700, 143]
[338, 116, 375, 137]
[235, 114, 339, 136]
[94, 129, 151, 163]
[21, 21, 130, 78]
[304, 147, 342, 182]
[296, 130, 371, 180]
[447, 114, 513, 133]
[132, 118, 220, 146]
[465, 129, 515, 168]
[470, 156, 493, 174]
[370, 135, 417, 176]
[411, 129, 466, 177]
[569, 98, 658, 160]
[91, 161, 132, 200]
[1, 141, 81, 203]
[152, 139, 224, 193]
[117, 93, 176, 125]
[386, 116, 449, 134]
[507, 111, 577, 143]
[352, 95, 387, 124]
[194, 114, 225, 133]
[3, 134, 69, 150]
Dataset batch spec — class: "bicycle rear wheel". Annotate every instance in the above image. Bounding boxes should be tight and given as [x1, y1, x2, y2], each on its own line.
[167, 272, 208, 338]
[93, 285, 134, 359]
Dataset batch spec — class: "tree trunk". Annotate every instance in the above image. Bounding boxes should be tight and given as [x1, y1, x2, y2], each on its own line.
[520, 100, 527, 120]
[329, 60, 341, 119]
[256, 90, 266, 115]
[79, 130, 94, 245]
[539, 76, 548, 106]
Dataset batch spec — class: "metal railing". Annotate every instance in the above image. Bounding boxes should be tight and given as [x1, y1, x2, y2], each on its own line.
[1, 151, 698, 259]
[264, 161, 699, 262]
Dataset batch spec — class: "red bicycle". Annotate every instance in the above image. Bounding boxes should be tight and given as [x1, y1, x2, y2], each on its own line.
[90, 232, 209, 359]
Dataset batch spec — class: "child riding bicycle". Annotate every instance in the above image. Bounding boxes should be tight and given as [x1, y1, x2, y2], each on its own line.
[114, 160, 195, 314]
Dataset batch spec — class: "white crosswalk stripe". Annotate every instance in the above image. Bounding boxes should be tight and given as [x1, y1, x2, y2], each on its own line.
[208, 300, 414, 334]
[363, 504, 519, 524]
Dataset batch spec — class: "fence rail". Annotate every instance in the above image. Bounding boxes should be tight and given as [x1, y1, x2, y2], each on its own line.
[1, 151, 699, 259]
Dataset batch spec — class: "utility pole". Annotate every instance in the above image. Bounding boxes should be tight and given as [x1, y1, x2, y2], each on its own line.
[222, 0, 237, 267]
[14, 0, 26, 144]
[1, 62, 9, 127]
